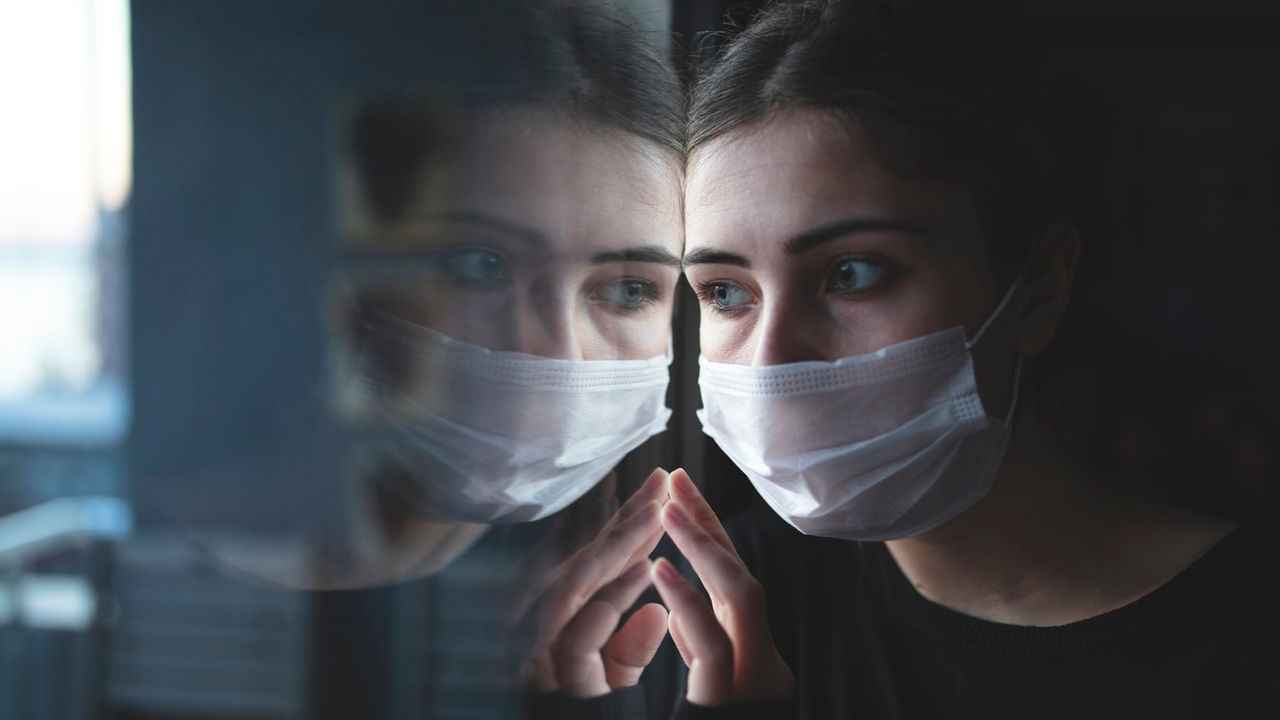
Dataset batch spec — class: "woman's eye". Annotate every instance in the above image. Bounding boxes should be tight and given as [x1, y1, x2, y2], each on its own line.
[698, 281, 753, 313]
[597, 278, 659, 311]
[438, 248, 509, 288]
[829, 257, 888, 294]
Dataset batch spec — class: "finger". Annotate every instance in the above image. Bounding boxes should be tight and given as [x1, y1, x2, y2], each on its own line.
[590, 558, 654, 616]
[604, 486, 621, 520]
[623, 524, 666, 572]
[551, 601, 615, 697]
[602, 602, 668, 689]
[526, 651, 559, 693]
[519, 468, 669, 616]
[613, 467, 670, 524]
[535, 500, 662, 650]
[650, 557, 734, 706]
[533, 467, 667, 599]
[552, 559, 653, 697]
[661, 500, 762, 617]
[667, 611, 694, 668]
[667, 468, 735, 555]
[564, 500, 662, 600]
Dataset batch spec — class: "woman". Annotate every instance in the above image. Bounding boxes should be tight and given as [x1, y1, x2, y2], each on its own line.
[533, 1, 1267, 718]
[143, 0, 686, 595]
[312, 1, 689, 716]
[305, 0, 688, 589]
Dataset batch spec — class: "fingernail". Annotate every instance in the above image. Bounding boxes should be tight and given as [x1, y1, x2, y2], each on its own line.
[641, 467, 668, 495]
[663, 502, 691, 526]
[670, 469, 696, 498]
[652, 558, 681, 585]
[622, 561, 649, 583]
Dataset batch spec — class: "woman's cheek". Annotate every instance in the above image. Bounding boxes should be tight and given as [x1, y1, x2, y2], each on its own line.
[581, 304, 673, 360]
[428, 291, 519, 349]
[825, 278, 962, 353]
[698, 313, 757, 364]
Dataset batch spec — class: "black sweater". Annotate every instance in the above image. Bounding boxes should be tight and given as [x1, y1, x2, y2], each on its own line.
[534, 506, 1272, 719]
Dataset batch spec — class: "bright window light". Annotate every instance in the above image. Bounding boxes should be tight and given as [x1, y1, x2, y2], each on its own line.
[0, 0, 131, 404]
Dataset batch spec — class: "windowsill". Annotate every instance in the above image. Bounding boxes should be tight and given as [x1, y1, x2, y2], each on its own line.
[0, 380, 129, 448]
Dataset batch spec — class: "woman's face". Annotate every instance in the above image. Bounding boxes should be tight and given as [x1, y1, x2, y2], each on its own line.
[683, 109, 1008, 366]
[359, 108, 683, 361]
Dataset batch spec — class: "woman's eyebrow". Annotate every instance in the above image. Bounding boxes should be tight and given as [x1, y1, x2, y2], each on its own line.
[783, 217, 928, 256]
[590, 245, 682, 266]
[681, 247, 751, 268]
[411, 211, 551, 249]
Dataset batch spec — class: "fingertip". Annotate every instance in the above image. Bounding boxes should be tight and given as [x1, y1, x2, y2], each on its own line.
[631, 600, 670, 630]
[621, 557, 650, 583]
[651, 556, 682, 586]
[637, 499, 662, 521]
[668, 468, 698, 500]
[637, 600, 668, 616]
[644, 467, 670, 490]
[661, 500, 691, 528]
[622, 496, 656, 520]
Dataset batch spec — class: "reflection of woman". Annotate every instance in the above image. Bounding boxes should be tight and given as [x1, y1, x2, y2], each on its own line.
[309, 2, 687, 717]
[534, 1, 1267, 718]
[325, 0, 686, 589]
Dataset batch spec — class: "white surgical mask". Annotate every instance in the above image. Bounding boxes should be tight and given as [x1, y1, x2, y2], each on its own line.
[696, 282, 1023, 541]
[355, 317, 672, 523]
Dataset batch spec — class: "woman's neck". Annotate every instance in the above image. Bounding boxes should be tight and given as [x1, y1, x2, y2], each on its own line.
[884, 408, 1235, 626]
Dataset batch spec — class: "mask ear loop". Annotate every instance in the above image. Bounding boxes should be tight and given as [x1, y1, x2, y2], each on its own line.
[999, 355, 1024, 428]
[965, 275, 1028, 427]
[965, 276, 1024, 350]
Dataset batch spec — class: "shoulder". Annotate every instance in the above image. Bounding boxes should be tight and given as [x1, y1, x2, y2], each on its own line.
[1187, 520, 1272, 612]
[1132, 506, 1267, 608]
[1167, 520, 1275, 713]
[1118, 516, 1274, 658]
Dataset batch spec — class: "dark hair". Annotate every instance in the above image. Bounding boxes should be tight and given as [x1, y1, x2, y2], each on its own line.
[512, 0, 685, 160]
[688, 1, 1277, 519]
[687, 0, 1065, 283]
[349, 0, 684, 224]
[686, 0, 1117, 484]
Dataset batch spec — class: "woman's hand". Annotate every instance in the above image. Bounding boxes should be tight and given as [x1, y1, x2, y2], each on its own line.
[650, 469, 794, 707]
[523, 467, 672, 698]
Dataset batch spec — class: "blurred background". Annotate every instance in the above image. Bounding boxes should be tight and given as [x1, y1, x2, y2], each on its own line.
[1, 1, 1276, 719]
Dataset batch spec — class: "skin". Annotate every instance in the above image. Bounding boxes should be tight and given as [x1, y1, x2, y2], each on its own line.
[651, 469, 794, 706]
[524, 468, 671, 697]
[669, 107, 1235, 701]
[357, 113, 684, 693]
[350, 107, 684, 362]
[329, 111, 684, 589]
[530, 466, 794, 705]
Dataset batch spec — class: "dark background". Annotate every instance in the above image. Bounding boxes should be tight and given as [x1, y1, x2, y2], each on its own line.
[2, 1, 1276, 719]
[679, 0, 1280, 525]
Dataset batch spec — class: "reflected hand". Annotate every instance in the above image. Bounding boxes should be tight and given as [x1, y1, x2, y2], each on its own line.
[523, 467, 671, 698]
[651, 469, 794, 707]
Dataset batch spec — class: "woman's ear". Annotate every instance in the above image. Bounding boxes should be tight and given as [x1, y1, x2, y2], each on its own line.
[1017, 224, 1081, 355]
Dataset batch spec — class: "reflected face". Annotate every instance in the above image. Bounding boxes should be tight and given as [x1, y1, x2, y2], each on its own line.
[684, 109, 1003, 365]
[330, 108, 682, 537]
[361, 109, 683, 361]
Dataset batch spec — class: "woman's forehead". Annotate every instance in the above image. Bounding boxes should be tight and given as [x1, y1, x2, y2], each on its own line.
[409, 110, 684, 256]
[683, 109, 982, 258]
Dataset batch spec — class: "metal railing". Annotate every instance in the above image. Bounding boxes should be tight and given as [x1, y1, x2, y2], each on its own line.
[0, 496, 133, 720]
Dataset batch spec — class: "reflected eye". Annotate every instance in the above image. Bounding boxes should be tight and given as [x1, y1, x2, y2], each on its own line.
[438, 248, 509, 288]
[696, 281, 753, 314]
[829, 257, 889, 294]
[596, 277, 660, 312]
